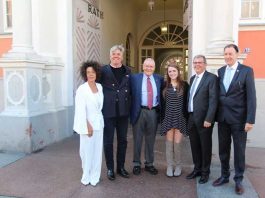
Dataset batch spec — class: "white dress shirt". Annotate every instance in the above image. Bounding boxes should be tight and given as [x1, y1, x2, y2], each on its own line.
[223, 62, 238, 91]
[189, 71, 205, 112]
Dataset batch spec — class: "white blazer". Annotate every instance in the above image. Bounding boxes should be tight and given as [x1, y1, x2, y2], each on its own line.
[73, 82, 104, 134]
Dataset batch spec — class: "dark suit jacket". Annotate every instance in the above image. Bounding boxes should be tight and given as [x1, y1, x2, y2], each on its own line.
[188, 71, 218, 126]
[217, 63, 256, 124]
[100, 64, 131, 118]
[130, 73, 164, 125]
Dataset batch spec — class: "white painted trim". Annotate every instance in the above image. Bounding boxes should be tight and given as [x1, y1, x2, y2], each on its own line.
[239, 25, 265, 30]
[58, 0, 73, 107]
[255, 78, 265, 82]
[0, 33, 12, 38]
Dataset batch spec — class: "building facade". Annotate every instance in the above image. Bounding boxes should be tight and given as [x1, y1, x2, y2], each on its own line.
[0, 0, 264, 152]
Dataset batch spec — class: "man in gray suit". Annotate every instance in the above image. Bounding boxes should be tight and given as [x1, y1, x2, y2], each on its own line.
[186, 55, 218, 184]
[130, 58, 164, 175]
[212, 44, 256, 195]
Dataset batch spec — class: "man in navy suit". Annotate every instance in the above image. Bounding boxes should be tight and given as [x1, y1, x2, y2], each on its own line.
[130, 58, 164, 175]
[100, 45, 131, 181]
[212, 44, 256, 195]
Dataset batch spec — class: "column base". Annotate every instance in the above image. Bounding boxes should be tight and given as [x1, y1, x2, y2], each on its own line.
[0, 106, 74, 153]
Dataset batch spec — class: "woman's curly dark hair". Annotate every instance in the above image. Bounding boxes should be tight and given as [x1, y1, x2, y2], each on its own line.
[80, 60, 101, 82]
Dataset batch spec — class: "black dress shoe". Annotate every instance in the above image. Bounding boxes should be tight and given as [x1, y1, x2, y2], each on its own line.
[107, 169, 115, 181]
[199, 175, 209, 184]
[186, 171, 201, 179]
[235, 183, 244, 195]
[117, 168, 129, 178]
[133, 166, 141, 175]
[145, 165, 158, 175]
[212, 177, 229, 186]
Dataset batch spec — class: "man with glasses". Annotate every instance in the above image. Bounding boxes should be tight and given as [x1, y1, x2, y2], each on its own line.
[186, 55, 218, 184]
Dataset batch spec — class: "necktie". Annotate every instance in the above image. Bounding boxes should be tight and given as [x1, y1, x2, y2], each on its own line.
[224, 67, 233, 92]
[188, 75, 199, 112]
[147, 77, 153, 109]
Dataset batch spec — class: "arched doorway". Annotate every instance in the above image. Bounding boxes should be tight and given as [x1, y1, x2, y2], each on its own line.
[139, 22, 188, 80]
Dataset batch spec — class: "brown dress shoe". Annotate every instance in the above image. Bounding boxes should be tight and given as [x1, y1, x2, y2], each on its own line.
[235, 183, 244, 195]
[212, 177, 229, 186]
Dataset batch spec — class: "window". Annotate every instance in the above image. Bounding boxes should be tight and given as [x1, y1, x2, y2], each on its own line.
[241, 0, 260, 18]
[142, 24, 188, 46]
[139, 23, 188, 75]
[141, 48, 153, 65]
[3, 0, 12, 32]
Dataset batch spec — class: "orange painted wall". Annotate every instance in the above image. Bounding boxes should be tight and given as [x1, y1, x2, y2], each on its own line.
[238, 30, 265, 78]
[0, 37, 12, 78]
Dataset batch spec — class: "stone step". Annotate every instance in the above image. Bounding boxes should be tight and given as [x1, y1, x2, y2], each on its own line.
[197, 167, 259, 198]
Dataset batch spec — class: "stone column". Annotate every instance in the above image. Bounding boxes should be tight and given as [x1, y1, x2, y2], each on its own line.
[12, 0, 33, 53]
[0, 0, 73, 153]
[0, 0, 44, 116]
[206, 0, 235, 55]
[205, 0, 244, 74]
[0, 0, 45, 152]
[4, 0, 40, 60]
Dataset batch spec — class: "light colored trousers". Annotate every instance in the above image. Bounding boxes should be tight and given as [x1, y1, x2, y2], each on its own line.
[80, 130, 103, 186]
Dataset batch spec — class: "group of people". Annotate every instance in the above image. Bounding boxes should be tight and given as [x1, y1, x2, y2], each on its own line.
[73, 43, 256, 196]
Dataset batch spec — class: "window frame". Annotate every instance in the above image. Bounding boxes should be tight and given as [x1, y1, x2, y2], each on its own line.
[2, 0, 12, 33]
[125, 33, 131, 67]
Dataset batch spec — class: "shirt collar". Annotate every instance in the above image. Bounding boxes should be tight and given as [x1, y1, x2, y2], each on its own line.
[226, 62, 238, 70]
[143, 73, 153, 79]
[196, 70, 205, 78]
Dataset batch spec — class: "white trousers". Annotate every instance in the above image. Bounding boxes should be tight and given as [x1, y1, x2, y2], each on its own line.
[79, 130, 103, 186]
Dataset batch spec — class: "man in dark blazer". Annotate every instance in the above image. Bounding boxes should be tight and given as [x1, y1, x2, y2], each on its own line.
[100, 45, 131, 181]
[186, 55, 218, 184]
[212, 44, 256, 195]
[130, 58, 163, 175]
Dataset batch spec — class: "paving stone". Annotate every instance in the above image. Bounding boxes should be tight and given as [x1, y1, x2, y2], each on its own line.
[0, 151, 26, 168]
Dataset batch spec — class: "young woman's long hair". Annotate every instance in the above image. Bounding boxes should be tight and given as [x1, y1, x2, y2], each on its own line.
[163, 63, 184, 97]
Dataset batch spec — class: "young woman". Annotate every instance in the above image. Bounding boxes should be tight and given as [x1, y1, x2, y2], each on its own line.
[73, 61, 104, 186]
[161, 63, 189, 177]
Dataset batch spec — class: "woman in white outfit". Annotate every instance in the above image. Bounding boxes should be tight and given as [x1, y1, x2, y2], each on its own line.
[73, 61, 104, 186]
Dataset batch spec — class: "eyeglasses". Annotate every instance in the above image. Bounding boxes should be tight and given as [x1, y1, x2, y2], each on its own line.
[193, 62, 205, 64]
